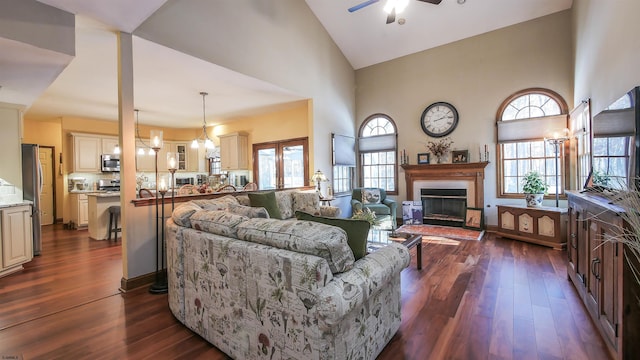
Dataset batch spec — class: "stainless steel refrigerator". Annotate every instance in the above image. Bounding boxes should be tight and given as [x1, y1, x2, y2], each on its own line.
[22, 144, 42, 256]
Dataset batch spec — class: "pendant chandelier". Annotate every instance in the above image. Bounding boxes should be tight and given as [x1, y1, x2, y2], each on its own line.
[135, 109, 153, 155]
[191, 91, 215, 149]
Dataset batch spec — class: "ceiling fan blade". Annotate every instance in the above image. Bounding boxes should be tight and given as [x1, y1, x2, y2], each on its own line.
[417, 0, 443, 4]
[386, 7, 396, 24]
[348, 0, 380, 12]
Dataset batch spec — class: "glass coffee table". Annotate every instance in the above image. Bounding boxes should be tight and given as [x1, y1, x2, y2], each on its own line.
[367, 228, 423, 270]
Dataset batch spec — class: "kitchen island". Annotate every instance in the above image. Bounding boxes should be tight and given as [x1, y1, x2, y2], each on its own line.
[87, 192, 120, 240]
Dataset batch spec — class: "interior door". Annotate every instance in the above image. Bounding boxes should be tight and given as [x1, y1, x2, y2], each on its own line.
[39, 147, 55, 225]
[253, 138, 308, 190]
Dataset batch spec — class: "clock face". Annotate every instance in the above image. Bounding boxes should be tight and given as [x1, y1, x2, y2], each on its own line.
[420, 102, 459, 137]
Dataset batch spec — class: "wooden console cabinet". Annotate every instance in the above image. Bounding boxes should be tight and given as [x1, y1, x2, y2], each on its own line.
[496, 204, 567, 249]
[567, 191, 640, 359]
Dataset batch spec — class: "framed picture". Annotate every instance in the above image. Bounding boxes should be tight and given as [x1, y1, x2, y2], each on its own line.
[417, 153, 430, 164]
[452, 150, 469, 164]
[464, 207, 484, 230]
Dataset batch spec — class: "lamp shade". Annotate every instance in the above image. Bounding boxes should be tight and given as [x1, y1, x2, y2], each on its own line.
[167, 152, 178, 171]
[150, 130, 163, 150]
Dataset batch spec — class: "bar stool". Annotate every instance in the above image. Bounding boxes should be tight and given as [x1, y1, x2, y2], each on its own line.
[108, 205, 121, 241]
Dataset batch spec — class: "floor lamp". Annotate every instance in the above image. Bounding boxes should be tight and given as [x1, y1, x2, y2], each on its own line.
[167, 152, 177, 211]
[545, 130, 569, 208]
[149, 130, 167, 294]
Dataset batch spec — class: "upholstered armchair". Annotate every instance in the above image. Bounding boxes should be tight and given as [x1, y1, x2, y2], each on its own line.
[351, 187, 397, 228]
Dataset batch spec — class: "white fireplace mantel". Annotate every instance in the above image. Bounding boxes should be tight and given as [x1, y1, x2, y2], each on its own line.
[401, 162, 489, 209]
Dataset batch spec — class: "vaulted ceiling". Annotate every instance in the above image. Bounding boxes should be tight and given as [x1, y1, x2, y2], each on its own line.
[0, 0, 573, 127]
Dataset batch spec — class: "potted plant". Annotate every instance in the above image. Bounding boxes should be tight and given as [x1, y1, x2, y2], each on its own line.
[522, 171, 548, 207]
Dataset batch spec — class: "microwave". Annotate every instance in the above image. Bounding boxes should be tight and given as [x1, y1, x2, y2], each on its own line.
[101, 154, 120, 172]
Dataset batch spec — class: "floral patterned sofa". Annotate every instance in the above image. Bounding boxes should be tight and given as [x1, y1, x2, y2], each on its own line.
[166, 194, 410, 360]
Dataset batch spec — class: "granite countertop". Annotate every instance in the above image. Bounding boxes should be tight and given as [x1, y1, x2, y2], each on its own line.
[0, 201, 32, 209]
[87, 192, 120, 198]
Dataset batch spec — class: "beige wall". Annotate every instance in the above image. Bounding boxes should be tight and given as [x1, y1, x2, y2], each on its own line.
[572, 0, 640, 114]
[355, 11, 574, 225]
[135, 0, 356, 179]
[22, 118, 64, 218]
[213, 100, 311, 169]
[0, 103, 25, 203]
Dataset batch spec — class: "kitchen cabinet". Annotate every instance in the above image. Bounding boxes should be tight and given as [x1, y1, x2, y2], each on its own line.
[173, 142, 188, 171]
[69, 193, 89, 229]
[71, 134, 101, 173]
[187, 146, 202, 172]
[495, 204, 567, 249]
[136, 141, 189, 172]
[101, 136, 119, 154]
[567, 191, 640, 359]
[0, 205, 33, 278]
[220, 132, 248, 170]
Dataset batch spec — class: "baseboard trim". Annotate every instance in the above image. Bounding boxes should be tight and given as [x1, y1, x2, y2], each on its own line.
[485, 225, 498, 233]
[120, 270, 166, 292]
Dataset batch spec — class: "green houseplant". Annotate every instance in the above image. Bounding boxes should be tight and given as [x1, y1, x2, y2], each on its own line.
[522, 171, 548, 207]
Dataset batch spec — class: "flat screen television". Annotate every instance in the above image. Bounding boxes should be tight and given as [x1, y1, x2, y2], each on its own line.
[590, 86, 640, 190]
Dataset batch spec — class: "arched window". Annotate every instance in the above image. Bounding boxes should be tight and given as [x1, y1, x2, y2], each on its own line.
[358, 114, 398, 193]
[496, 88, 568, 197]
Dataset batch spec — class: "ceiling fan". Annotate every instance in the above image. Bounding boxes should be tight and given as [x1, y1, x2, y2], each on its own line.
[348, 0, 443, 24]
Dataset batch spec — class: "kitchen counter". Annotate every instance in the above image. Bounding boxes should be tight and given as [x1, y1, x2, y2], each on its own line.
[87, 192, 120, 198]
[0, 201, 32, 209]
[87, 193, 121, 240]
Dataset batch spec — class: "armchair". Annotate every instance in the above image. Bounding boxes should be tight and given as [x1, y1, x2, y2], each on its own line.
[351, 187, 397, 228]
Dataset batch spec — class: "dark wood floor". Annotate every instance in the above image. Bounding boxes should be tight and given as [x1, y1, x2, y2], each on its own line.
[0, 224, 610, 359]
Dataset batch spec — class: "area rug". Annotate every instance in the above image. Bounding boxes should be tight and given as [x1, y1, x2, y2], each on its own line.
[396, 224, 484, 241]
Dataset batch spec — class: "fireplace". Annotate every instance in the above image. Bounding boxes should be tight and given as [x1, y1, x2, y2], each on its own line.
[401, 162, 489, 227]
[421, 188, 467, 227]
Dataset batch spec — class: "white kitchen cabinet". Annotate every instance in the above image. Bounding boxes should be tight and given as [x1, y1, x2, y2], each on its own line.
[0, 205, 33, 277]
[173, 142, 188, 171]
[188, 146, 202, 172]
[136, 143, 157, 172]
[136, 141, 189, 173]
[72, 134, 101, 173]
[101, 136, 120, 155]
[220, 132, 248, 170]
[69, 193, 89, 228]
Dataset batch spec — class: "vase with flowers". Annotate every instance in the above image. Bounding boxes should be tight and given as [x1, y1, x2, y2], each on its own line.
[425, 137, 454, 163]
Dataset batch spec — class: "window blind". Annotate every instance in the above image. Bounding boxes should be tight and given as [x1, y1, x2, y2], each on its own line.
[592, 108, 635, 137]
[332, 134, 356, 166]
[358, 134, 396, 152]
[497, 114, 568, 143]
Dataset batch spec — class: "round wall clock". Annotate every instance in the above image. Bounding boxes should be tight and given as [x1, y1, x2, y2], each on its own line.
[420, 102, 459, 137]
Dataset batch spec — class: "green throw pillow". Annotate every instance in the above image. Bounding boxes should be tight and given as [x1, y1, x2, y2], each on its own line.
[248, 191, 282, 219]
[295, 211, 370, 260]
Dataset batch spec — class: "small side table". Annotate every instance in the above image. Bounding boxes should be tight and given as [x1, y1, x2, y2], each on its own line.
[319, 197, 335, 206]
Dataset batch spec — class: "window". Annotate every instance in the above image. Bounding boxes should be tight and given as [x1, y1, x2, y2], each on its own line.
[591, 92, 634, 189]
[593, 136, 630, 188]
[358, 114, 397, 194]
[497, 89, 568, 197]
[252, 138, 308, 190]
[570, 100, 591, 190]
[332, 134, 355, 195]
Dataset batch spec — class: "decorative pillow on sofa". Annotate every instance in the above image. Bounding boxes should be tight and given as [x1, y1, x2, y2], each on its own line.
[228, 203, 270, 219]
[361, 188, 381, 204]
[292, 192, 321, 216]
[248, 191, 282, 219]
[237, 218, 354, 273]
[275, 190, 294, 219]
[171, 201, 202, 228]
[295, 211, 371, 260]
[191, 195, 239, 210]
[190, 210, 249, 238]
